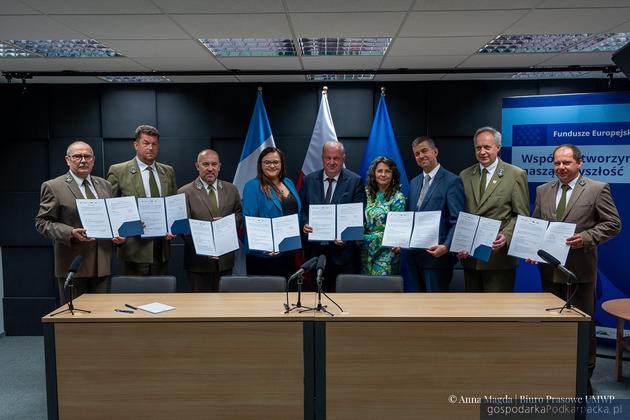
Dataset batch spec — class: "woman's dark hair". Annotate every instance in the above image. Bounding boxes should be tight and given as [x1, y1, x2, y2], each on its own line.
[366, 156, 400, 200]
[257, 147, 286, 198]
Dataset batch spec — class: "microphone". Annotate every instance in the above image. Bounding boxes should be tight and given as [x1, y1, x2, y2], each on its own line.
[315, 254, 326, 288]
[288, 257, 318, 281]
[536, 249, 576, 280]
[63, 256, 83, 288]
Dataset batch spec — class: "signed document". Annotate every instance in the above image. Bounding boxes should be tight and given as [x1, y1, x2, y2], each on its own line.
[76, 199, 113, 239]
[508, 215, 575, 265]
[105, 196, 142, 237]
[308, 204, 336, 241]
[138, 197, 167, 238]
[189, 214, 239, 257]
[409, 211, 441, 249]
[382, 212, 414, 248]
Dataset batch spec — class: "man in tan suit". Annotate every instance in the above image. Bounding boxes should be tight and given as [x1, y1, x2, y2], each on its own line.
[36, 141, 125, 304]
[533, 144, 621, 385]
[178, 149, 242, 292]
[107, 125, 177, 275]
[459, 127, 530, 292]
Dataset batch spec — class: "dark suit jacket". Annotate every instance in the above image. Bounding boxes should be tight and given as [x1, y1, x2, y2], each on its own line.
[299, 168, 366, 265]
[35, 173, 113, 278]
[459, 159, 530, 270]
[178, 178, 243, 272]
[533, 176, 621, 284]
[106, 158, 177, 264]
[407, 166, 465, 269]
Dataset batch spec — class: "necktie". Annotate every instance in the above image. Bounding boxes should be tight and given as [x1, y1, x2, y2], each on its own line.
[82, 179, 95, 199]
[479, 168, 489, 198]
[556, 184, 570, 220]
[416, 174, 431, 210]
[324, 177, 334, 204]
[147, 166, 160, 197]
[208, 185, 219, 216]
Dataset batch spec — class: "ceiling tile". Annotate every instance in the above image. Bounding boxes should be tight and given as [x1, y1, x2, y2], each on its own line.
[103, 40, 210, 58]
[401, 10, 528, 37]
[505, 8, 630, 34]
[301, 56, 382, 70]
[237, 75, 307, 82]
[539, 0, 630, 8]
[442, 72, 513, 80]
[0, 0, 40, 14]
[132, 57, 225, 70]
[153, 0, 284, 13]
[0, 57, 149, 71]
[291, 12, 406, 37]
[218, 56, 301, 70]
[53, 15, 190, 39]
[458, 53, 557, 67]
[22, 0, 162, 14]
[286, 0, 413, 12]
[0, 15, 84, 38]
[167, 75, 239, 83]
[388, 37, 492, 55]
[538, 52, 615, 66]
[381, 55, 468, 69]
[413, 0, 540, 10]
[374, 73, 445, 80]
[172, 14, 292, 38]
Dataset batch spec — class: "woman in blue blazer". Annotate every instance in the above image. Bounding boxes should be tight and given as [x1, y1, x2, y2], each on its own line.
[242, 147, 301, 279]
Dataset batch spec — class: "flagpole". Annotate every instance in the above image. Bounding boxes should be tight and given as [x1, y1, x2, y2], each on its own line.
[258, 85, 263, 94]
[322, 85, 328, 95]
[381, 86, 386, 96]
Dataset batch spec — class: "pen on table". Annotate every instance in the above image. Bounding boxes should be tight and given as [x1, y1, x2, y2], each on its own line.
[114, 309, 134, 314]
[125, 304, 138, 310]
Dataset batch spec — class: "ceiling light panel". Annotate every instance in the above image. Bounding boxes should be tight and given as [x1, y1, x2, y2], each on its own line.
[99, 75, 171, 83]
[479, 34, 589, 53]
[511, 71, 589, 79]
[0, 41, 37, 57]
[199, 38, 296, 56]
[307, 74, 375, 81]
[6, 40, 122, 58]
[299, 37, 391, 56]
[570, 33, 630, 52]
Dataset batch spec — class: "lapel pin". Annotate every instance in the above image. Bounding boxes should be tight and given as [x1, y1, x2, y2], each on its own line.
[497, 169, 504, 178]
[130, 167, 137, 174]
[579, 179, 586, 186]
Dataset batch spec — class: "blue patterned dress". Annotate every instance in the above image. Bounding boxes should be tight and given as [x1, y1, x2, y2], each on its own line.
[362, 190, 407, 275]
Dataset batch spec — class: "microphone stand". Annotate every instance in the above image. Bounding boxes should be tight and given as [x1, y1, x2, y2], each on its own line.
[284, 272, 315, 313]
[299, 273, 339, 316]
[545, 270, 585, 317]
[50, 278, 91, 317]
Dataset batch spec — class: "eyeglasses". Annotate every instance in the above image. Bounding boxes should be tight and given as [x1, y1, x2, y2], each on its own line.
[262, 160, 281, 167]
[68, 154, 94, 162]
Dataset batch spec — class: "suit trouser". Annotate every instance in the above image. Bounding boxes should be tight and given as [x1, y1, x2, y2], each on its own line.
[408, 262, 453, 292]
[187, 270, 231, 293]
[543, 279, 596, 376]
[464, 269, 516, 292]
[56, 276, 108, 305]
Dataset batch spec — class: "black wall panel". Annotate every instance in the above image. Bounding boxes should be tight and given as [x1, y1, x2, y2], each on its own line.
[3, 247, 56, 298]
[0, 192, 48, 247]
[158, 137, 212, 187]
[49, 85, 101, 138]
[327, 84, 374, 138]
[101, 86, 156, 138]
[0, 86, 49, 139]
[211, 138, 245, 182]
[48, 137, 104, 179]
[0, 138, 48, 192]
[379, 83, 427, 137]
[3, 297, 58, 335]
[102, 138, 136, 175]
[263, 84, 318, 137]
[157, 85, 212, 138]
[432, 136, 479, 175]
[208, 84, 255, 138]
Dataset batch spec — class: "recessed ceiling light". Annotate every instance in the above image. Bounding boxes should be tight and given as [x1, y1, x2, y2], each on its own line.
[299, 38, 392, 56]
[307, 74, 375, 81]
[0, 41, 37, 57]
[98, 75, 171, 83]
[199, 38, 296, 56]
[570, 33, 630, 52]
[6, 39, 122, 58]
[479, 34, 589, 54]
[511, 71, 589, 79]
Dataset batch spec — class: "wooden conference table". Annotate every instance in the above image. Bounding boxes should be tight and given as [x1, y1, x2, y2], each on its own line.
[42, 293, 589, 420]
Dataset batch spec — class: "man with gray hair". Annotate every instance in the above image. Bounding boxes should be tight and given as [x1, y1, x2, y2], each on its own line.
[107, 125, 177, 276]
[36, 141, 125, 303]
[458, 127, 529, 292]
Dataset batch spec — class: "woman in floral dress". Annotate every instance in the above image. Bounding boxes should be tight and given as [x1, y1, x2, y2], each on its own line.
[362, 156, 406, 275]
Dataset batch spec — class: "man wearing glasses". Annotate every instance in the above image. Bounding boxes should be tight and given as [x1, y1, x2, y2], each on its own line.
[36, 141, 125, 304]
[107, 125, 177, 276]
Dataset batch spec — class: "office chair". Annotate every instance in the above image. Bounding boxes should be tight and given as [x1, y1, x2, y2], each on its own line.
[219, 275, 286, 292]
[335, 274, 404, 293]
[109, 275, 177, 293]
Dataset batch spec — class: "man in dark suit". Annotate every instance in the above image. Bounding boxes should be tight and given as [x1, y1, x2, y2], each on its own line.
[178, 149, 243, 292]
[36, 141, 125, 304]
[106, 125, 177, 276]
[533, 144, 621, 386]
[459, 127, 530, 292]
[300, 141, 366, 291]
[407, 136, 465, 292]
